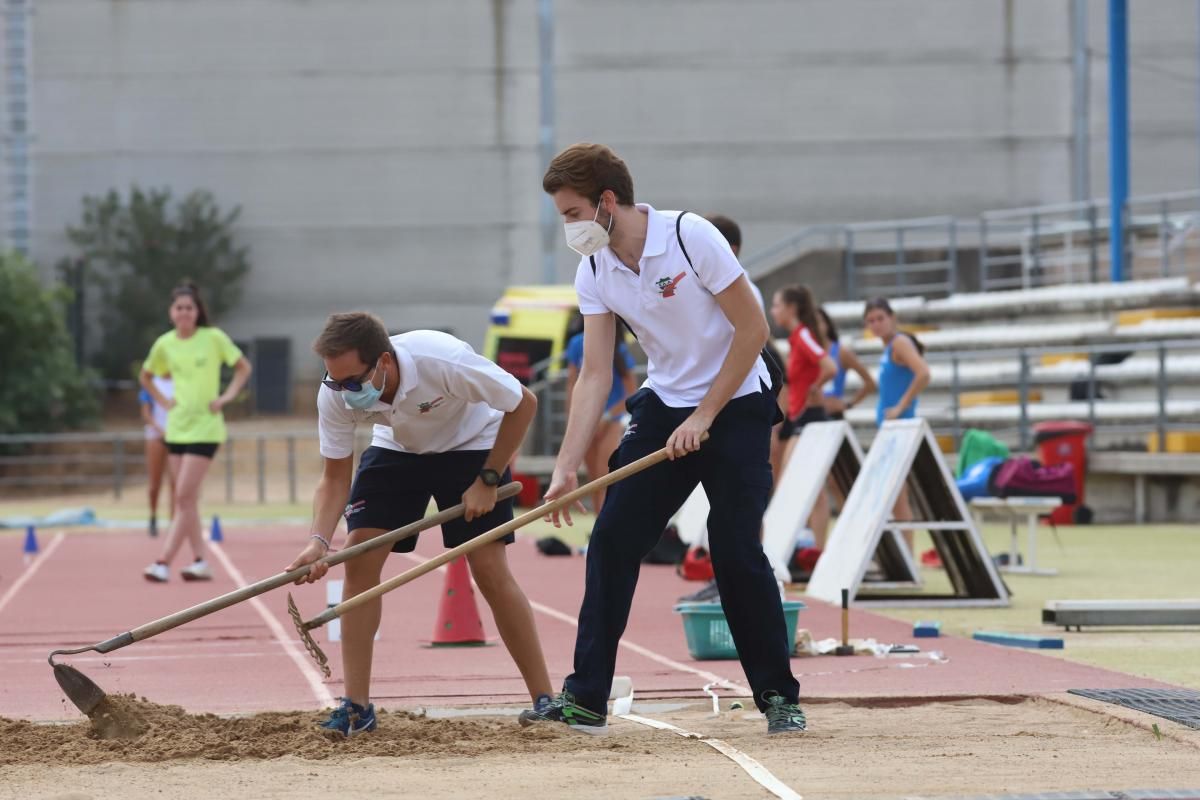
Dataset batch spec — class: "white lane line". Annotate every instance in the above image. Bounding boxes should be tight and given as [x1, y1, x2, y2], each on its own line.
[0, 532, 66, 617]
[397, 552, 751, 695]
[399, 551, 800, 798]
[619, 713, 803, 800]
[527, 598, 752, 696]
[209, 543, 335, 708]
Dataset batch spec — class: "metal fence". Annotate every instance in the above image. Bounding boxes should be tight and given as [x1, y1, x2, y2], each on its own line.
[0, 428, 374, 503]
[925, 337, 1200, 451]
[744, 189, 1200, 300]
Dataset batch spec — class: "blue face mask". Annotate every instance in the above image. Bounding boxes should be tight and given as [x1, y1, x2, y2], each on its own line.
[343, 362, 384, 410]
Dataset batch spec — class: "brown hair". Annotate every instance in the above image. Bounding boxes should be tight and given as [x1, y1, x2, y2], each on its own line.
[313, 312, 394, 365]
[778, 285, 821, 339]
[705, 214, 742, 251]
[863, 297, 925, 355]
[542, 143, 635, 206]
[171, 282, 210, 327]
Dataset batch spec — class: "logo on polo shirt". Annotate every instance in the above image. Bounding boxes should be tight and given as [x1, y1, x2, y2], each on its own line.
[417, 396, 445, 414]
[655, 272, 687, 298]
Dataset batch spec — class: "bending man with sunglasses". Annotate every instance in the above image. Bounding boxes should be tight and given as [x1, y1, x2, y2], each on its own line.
[287, 312, 552, 737]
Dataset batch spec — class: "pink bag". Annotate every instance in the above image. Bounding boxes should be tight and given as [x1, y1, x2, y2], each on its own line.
[987, 457, 1077, 504]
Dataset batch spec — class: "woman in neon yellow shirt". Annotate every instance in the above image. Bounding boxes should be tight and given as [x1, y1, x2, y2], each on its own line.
[139, 283, 252, 582]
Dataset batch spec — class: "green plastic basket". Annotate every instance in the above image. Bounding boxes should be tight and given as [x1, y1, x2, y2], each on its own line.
[673, 600, 806, 660]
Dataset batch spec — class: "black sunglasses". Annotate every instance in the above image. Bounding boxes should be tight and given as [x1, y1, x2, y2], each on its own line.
[321, 361, 377, 392]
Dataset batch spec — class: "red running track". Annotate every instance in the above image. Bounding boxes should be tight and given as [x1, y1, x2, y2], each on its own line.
[0, 525, 1177, 721]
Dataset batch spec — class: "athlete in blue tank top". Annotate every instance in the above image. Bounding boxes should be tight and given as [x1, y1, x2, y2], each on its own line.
[863, 298, 929, 426]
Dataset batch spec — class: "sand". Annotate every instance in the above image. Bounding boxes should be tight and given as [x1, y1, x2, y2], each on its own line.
[4, 696, 1200, 800]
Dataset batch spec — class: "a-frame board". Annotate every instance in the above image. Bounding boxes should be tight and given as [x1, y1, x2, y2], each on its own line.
[672, 420, 918, 586]
[763, 420, 918, 585]
[806, 419, 1010, 608]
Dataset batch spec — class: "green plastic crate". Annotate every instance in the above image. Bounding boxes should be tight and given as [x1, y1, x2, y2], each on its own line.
[673, 600, 806, 660]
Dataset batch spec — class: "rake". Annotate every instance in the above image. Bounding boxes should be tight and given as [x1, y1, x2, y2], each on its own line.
[289, 443, 692, 672]
[49, 482, 522, 716]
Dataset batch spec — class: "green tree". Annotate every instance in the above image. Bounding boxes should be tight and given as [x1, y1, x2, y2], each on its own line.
[0, 252, 100, 434]
[64, 186, 250, 379]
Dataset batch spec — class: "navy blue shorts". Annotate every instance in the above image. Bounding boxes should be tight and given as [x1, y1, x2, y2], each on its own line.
[344, 447, 515, 553]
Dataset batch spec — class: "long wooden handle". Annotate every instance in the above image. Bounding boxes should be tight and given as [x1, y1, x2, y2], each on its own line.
[307, 443, 694, 629]
[102, 482, 522, 649]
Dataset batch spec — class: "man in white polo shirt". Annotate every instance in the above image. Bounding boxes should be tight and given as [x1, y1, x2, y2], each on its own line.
[287, 312, 552, 737]
[519, 143, 805, 735]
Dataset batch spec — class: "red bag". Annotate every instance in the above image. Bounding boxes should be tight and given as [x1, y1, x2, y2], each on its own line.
[987, 457, 1077, 504]
[677, 546, 715, 582]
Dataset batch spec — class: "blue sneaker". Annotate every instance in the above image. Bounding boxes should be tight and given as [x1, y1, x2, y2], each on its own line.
[518, 691, 607, 735]
[320, 697, 377, 738]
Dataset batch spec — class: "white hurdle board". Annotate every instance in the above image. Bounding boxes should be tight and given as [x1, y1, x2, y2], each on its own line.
[672, 420, 917, 586]
[762, 421, 917, 585]
[807, 419, 1010, 608]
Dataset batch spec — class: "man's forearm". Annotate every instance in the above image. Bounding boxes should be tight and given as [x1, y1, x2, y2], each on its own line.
[555, 371, 611, 473]
[484, 391, 537, 473]
[695, 327, 766, 421]
[311, 479, 350, 543]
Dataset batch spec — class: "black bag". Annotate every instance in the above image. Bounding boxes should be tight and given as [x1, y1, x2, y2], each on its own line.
[642, 523, 688, 565]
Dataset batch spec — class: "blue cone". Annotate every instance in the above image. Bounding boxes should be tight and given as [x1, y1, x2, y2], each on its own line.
[22, 525, 38, 555]
[210, 516, 223, 543]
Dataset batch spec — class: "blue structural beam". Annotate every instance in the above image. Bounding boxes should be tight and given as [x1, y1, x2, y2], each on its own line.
[1108, 0, 1129, 282]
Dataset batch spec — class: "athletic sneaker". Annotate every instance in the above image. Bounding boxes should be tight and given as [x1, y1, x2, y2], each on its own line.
[320, 698, 377, 738]
[763, 692, 807, 734]
[180, 560, 213, 581]
[517, 691, 607, 735]
[143, 562, 168, 582]
[677, 579, 720, 603]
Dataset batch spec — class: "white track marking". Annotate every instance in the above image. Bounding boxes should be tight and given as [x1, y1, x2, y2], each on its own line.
[620, 713, 803, 800]
[209, 542, 335, 707]
[0, 532, 65, 617]
[400, 550, 793, 797]
[397, 552, 751, 695]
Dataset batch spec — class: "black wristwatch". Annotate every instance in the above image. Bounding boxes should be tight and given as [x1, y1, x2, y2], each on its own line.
[479, 468, 501, 487]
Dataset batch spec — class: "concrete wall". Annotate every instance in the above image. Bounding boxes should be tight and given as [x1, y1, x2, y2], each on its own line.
[17, 0, 1200, 383]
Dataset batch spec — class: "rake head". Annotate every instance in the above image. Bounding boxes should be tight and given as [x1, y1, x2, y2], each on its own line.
[49, 650, 108, 716]
[286, 593, 331, 678]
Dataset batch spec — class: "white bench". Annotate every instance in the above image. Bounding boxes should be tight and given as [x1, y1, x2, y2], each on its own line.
[969, 496, 1063, 576]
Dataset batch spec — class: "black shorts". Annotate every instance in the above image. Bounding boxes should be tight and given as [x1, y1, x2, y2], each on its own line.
[787, 406, 829, 437]
[345, 447, 515, 553]
[165, 442, 220, 458]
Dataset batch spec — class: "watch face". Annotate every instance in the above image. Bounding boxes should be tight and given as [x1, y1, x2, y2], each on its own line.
[480, 469, 501, 486]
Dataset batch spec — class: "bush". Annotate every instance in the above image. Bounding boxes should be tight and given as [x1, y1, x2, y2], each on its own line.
[0, 252, 100, 434]
[64, 186, 250, 380]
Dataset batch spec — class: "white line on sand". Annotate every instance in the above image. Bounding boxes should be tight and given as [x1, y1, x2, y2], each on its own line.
[619, 713, 803, 800]
[399, 551, 800, 800]
[209, 542, 335, 708]
[0, 532, 66, 617]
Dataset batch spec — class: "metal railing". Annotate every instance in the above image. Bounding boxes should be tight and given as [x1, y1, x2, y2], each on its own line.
[0, 428, 374, 503]
[928, 337, 1200, 451]
[745, 189, 1200, 300]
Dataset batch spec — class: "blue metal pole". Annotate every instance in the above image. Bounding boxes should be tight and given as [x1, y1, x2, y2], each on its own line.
[537, 0, 557, 284]
[1108, 0, 1129, 282]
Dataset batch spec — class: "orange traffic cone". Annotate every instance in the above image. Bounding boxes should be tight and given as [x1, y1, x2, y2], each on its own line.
[431, 556, 487, 647]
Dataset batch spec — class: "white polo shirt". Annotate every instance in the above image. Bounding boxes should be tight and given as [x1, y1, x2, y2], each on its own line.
[317, 330, 523, 458]
[574, 204, 770, 408]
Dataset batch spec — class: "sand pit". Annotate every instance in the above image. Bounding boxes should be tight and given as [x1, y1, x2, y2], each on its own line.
[4, 696, 1200, 799]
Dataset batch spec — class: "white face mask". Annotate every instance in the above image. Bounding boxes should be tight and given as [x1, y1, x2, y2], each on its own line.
[563, 203, 613, 257]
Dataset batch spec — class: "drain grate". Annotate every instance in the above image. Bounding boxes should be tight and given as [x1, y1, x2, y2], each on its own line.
[1068, 687, 1200, 730]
